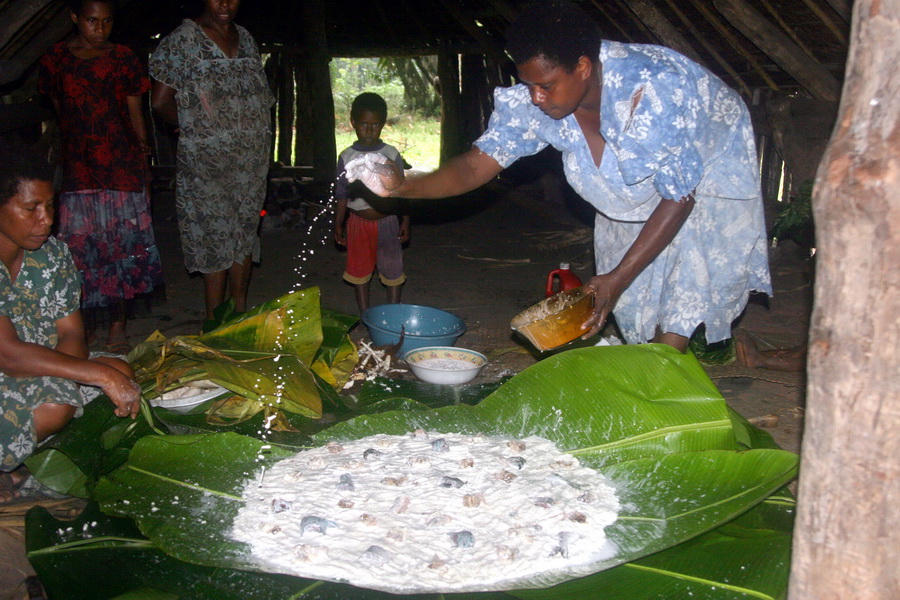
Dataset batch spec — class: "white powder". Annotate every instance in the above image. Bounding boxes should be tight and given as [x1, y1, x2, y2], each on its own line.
[231, 432, 619, 593]
[415, 358, 475, 371]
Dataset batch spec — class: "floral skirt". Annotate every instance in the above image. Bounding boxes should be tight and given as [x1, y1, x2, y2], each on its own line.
[58, 189, 163, 309]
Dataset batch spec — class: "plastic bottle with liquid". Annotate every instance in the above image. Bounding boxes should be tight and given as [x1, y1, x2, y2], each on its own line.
[546, 262, 583, 297]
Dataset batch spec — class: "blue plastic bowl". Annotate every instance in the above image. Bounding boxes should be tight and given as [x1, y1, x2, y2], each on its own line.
[361, 304, 466, 355]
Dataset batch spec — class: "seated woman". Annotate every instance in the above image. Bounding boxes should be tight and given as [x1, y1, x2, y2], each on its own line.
[0, 143, 141, 502]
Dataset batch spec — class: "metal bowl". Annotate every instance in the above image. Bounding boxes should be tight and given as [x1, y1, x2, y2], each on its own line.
[403, 346, 487, 385]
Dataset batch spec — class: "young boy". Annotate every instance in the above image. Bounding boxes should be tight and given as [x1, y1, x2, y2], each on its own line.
[334, 92, 410, 313]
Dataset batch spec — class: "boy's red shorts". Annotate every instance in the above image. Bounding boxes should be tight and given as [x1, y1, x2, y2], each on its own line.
[343, 213, 406, 286]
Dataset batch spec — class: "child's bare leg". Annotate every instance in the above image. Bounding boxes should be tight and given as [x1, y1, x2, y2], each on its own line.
[387, 283, 402, 304]
[355, 282, 371, 314]
[33, 403, 78, 442]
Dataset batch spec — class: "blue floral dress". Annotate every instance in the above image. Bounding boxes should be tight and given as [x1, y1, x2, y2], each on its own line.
[150, 20, 274, 273]
[475, 41, 772, 344]
[0, 238, 85, 470]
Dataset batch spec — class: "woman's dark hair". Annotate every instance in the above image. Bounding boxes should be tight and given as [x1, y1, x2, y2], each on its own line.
[0, 141, 54, 205]
[68, 0, 118, 14]
[505, 1, 601, 71]
[351, 92, 388, 122]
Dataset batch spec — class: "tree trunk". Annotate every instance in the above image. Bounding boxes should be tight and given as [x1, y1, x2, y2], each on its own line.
[789, 1, 900, 598]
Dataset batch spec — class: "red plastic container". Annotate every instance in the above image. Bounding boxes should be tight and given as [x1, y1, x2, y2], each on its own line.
[546, 262, 583, 297]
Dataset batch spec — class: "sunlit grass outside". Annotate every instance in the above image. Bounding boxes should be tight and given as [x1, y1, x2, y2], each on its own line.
[335, 117, 441, 172]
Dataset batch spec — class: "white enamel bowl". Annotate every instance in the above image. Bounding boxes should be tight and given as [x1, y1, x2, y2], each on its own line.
[403, 347, 487, 385]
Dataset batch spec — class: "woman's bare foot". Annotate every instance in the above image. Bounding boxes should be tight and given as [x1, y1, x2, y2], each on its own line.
[734, 332, 762, 368]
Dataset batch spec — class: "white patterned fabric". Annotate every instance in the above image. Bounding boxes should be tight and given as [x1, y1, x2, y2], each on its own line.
[475, 41, 772, 344]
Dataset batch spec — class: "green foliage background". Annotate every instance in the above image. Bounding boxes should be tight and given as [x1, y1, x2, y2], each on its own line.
[331, 58, 442, 170]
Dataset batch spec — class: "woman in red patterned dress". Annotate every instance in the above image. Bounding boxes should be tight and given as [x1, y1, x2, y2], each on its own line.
[39, 0, 162, 352]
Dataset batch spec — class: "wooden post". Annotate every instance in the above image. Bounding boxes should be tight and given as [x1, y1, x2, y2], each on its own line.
[276, 53, 294, 165]
[460, 53, 489, 147]
[789, 1, 900, 598]
[293, 59, 312, 168]
[300, 0, 336, 182]
[438, 50, 462, 165]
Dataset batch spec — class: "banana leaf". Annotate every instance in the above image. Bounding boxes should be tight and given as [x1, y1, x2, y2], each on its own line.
[131, 289, 360, 426]
[26, 494, 794, 600]
[197, 288, 324, 365]
[91, 346, 798, 594]
[25, 396, 163, 498]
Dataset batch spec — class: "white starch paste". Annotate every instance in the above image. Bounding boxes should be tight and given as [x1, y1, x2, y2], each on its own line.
[231, 431, 619, 593]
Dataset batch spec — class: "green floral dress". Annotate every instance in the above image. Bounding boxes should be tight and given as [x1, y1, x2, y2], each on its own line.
[0, 237, 84, 470]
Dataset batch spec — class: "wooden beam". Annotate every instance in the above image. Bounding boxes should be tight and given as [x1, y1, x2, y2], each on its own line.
[588, 0, 636, 43]
[621, 0, 703, 63]
[0, 0, 53, 54]
[821, 0, 852, 23]
[437, 0, 509, 65]
[688, 0, 780, 91]
[800, 0, 849, 45]
[483, 0, 518, 23]
[761, 0, 819, 62]
[714, 0, 842, 101]
[660, 0, 752, 97]
[609, 0, 658, 42]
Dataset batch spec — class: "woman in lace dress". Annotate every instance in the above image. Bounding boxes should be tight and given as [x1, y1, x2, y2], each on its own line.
[150, 0, 273, 320]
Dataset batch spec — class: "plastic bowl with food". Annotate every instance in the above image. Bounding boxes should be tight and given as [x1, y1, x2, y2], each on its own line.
[403, 346, 487, 385]
[510, 286, 594, 351]
[149, 380, 232, 414]
[361, 303, 466, 355]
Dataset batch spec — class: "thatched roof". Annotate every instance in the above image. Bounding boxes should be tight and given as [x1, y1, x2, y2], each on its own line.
[2, 0, 851, 100]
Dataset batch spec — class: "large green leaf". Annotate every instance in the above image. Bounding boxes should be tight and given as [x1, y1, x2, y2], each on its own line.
[93, 433, 795, 592]
[510, 495, 795, 600]
[27, 495, 794, 600]
[91, 346, 797, 592]
[25, 396, 162, 497]
[316, 345, 741, 466]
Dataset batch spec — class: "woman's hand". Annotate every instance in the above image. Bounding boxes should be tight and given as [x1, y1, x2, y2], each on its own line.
[93, 356, 141, 419]
[581, 270, 630, 338]
[344, 153, 404, 197]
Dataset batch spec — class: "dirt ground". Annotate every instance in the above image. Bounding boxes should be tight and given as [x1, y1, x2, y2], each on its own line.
[0, 171, 812, 598]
